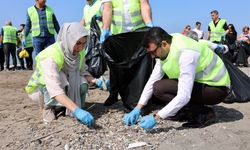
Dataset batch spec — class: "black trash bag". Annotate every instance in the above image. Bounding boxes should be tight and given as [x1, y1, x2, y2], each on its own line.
[85, 16, 107, 78]
[235, 43, 248, 66]
[220, 54, 250, 103]
[103, 27, 155, 105]
[103, 27, 150, 68]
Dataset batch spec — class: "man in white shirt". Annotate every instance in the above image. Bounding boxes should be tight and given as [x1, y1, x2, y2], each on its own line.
[192, 21, 204, 39]
[123, 27, 230, 129]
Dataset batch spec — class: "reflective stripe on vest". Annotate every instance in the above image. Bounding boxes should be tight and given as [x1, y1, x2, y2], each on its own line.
[209, 19, 226, 42]
[111, 0, 145, 34]
[20, 31, 33, 48]
[2, 26, 17, 44]
[161, 33, 230, 87]
[83, 0, 102, 31]
[27, 6, 55, 37]
[25, 42, 85, 94]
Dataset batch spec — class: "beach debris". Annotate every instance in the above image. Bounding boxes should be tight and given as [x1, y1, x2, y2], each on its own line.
[128, 142, 148, 149]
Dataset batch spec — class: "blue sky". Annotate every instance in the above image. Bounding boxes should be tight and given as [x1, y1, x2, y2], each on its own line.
[0, 0, 249, 36]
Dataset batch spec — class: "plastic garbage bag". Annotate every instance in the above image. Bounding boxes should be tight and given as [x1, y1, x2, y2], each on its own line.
[85, 16, 107, 78]
[220, 54, 250, 103]
[103, 27, 155, 105]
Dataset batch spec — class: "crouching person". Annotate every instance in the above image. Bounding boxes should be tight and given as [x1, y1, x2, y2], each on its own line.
[25, 23, 94, 126]
[124, 27, 230, 129]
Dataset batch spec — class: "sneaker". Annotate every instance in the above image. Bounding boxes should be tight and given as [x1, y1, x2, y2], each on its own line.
[182, 107, 216, 128]
[104, 95, 118, 106]
[42, 107, 56, 123]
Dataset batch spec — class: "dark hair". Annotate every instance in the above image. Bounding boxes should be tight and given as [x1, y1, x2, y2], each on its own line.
[196, 21, 201, 26]
[210, 10, 219, 15]
[228, 24, 237, 35]
[186, 31, 198, 41]
[20, 24, 25, 27]
[242, 26, 249, 32]
[142, 27, 172, 48]
[185, 25, 191, 29]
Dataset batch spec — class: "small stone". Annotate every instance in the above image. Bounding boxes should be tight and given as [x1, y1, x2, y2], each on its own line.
[64, 144, 69, 150]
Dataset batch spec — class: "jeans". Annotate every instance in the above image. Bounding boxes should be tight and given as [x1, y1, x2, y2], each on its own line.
[33, 36, 55, 55]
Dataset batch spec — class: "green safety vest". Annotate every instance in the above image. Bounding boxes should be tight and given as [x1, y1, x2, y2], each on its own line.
[209, 19, 226, 42]
[111, 0, 145, 34]
[27, 6, 55, 37]
[2, 26, 17, 44]
[161, 33, 230, 87]
[25, 42, 85, 94]
[83, 0, 102, 31]
[20, 31, 33, 48]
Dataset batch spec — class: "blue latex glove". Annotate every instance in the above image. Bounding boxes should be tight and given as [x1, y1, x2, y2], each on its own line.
[216, 45, 225, 53]
[146, 21, 154, 27]
[99, 29, 110, 43]
[123, 108, 141, 126]
[140, 115, 156, 129]
[216, 45, 224, 49]
[73, 107, 94, 127]
[105, 79, 110, 89]
[95, 79, 103, 88]
[22, 39, 26, 47]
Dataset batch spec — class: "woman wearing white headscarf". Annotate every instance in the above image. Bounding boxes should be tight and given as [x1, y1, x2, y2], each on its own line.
[25, 22, 94, 126]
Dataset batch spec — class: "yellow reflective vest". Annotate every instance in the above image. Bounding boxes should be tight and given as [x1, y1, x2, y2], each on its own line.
[161, 33, 230, 87]
[27, 6, 55, 37]
[2, 26, 17, 44]
[25, 42, 85, 94]
[83, 0, 102, 31]
[209, 19, 226, 42]
[111, 0, 145, 34]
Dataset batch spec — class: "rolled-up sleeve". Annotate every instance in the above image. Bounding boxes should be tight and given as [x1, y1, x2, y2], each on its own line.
[41, 58, 65, 98]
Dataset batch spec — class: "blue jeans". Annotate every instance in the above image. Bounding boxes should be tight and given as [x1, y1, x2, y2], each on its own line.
[33, 36, 55, 55]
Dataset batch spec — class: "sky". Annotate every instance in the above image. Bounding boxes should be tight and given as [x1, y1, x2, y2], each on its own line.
[0, 0, 249, 37]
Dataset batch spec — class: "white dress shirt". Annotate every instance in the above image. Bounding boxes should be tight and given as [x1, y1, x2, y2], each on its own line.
[138, 50, 200, 119]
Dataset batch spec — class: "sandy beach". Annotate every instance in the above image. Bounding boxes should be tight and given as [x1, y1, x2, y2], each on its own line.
[0, 65, 250, 150]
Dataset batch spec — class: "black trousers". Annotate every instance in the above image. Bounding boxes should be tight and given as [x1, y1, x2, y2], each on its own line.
[0, 46, 4, 70]
[153, 79, 229, 106]
[109, 67, 127, 100]
[3, 43, 17, 69]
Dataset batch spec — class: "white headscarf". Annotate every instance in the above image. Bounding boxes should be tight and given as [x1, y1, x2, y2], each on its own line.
[57, 22, 88, 110]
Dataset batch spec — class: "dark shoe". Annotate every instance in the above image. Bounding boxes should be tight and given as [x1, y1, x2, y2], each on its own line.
[122, 102, 134, 111]
[54, 106, 66, 117]
[167, 111, 193, 122]
[223, 92, 236, 104]
[104, 96, 118, 106]
[182, 107, 216, 128]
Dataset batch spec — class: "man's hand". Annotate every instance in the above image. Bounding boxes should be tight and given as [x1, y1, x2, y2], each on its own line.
[99, 29, 110, 43]
[22, 39, 26, 47]
[140, 115, 156, 129]
[123, 108, 141, 126]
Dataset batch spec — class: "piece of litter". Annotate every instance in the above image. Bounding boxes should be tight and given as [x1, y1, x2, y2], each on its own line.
[128, 142, 147, 149]
[86, 104, 96, 111]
